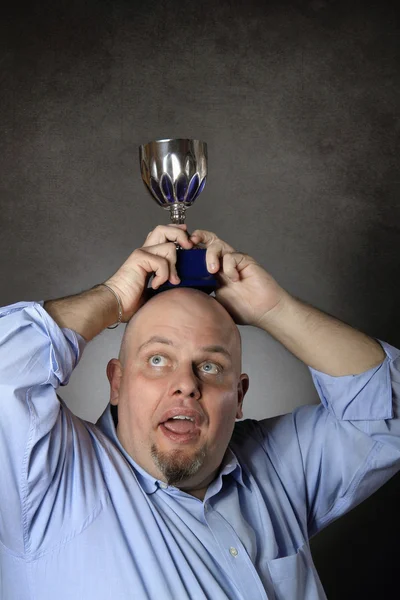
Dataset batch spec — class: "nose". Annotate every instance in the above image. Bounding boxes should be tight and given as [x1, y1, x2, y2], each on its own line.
[169, 364, 201, 401]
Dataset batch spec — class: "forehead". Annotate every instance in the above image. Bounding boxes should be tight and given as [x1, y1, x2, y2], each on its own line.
[120, 291, 242, 369]
[134, 303, 233, 346]
[127, 290, 240, 352]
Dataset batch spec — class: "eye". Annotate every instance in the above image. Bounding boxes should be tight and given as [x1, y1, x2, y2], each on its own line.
[200, 362, 221, 375]
[148, 354, 168, 367]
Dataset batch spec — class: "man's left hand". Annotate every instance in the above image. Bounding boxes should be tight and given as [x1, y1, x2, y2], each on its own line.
[190, 229, 288, 327]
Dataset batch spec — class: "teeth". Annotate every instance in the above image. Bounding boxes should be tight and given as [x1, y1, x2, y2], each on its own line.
[172, 416, 194, 421]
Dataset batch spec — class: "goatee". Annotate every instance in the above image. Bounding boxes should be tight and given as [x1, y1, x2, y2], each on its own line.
[151, 443, 207, 487]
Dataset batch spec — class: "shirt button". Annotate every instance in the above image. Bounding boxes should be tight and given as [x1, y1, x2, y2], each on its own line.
[159, 482, 168, 489]
[229, 547, 238, 557]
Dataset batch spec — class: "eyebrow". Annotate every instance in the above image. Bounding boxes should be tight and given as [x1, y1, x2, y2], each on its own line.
[138, 336, 232, 359]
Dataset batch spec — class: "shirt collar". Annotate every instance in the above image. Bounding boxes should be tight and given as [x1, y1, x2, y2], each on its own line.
[96, 403, 249, 495]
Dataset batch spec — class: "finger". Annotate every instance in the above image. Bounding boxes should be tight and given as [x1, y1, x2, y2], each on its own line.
[145, 242, 180, 286]
[143, 225, 192, 249]
[221, 253, 240, 282]
[189, 230, 235, 274]
[190, 229, 218, 246]
[190, 229, 235, 252]
[134, 249, 171, 289]
[205, 240, 226, 273]
[190, 229, 234, 248]
[168, 223, 193, 238]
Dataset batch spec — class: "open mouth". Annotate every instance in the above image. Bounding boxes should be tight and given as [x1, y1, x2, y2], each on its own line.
[159, 418, 201, 443]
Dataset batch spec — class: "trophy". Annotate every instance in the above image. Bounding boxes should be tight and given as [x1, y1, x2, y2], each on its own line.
[139, 138, 217, 294]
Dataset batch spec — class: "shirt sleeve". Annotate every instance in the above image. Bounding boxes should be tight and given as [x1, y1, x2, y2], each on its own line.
[299, 339, 400, 535]
[254, 339, 400, 538]
[0, 301, 86, 553]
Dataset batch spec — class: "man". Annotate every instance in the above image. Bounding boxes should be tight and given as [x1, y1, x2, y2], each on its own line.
[0, 224, 399, 600]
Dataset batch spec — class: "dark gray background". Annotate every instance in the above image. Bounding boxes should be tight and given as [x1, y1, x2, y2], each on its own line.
[1, 0, 399, 597]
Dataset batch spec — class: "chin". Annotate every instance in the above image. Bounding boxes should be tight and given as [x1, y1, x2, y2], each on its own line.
[150, 442, 207, 487]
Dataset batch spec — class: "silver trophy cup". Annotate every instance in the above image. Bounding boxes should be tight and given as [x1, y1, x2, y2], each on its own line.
[139, 138, 216, 293]
[139, 138, 207, 224]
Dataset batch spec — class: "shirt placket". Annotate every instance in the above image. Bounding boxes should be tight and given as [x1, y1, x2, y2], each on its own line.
[204, 501, 269, 600]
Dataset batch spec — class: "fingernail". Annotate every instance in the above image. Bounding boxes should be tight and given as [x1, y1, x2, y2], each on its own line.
[209, 263, 216, 271]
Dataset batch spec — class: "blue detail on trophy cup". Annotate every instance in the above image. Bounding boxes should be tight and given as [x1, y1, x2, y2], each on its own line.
[194, 177, 206, 200]
[160, 174, 174, 202]
[186, 174, 200, 202]
[176, 174, 188, 202]
[150, 178, 165, 205]
[139, 139, 217, 295]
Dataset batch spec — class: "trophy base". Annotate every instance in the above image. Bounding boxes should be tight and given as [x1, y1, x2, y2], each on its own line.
[148, 248, 217, 296]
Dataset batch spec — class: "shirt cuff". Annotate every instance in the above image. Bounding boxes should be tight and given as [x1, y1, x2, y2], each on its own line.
[35, 300, 88, 365]
[308, 340, 399, 421]
[1, 300, 88, 386]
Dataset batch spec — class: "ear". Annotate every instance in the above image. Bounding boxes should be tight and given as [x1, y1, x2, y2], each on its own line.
[106, 358, 123, 406]
[236, 373, 249, 420]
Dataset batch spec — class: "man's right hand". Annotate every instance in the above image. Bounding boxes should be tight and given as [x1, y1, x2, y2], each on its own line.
[104, 224, 194, 322]
[44, 224, 194, 340]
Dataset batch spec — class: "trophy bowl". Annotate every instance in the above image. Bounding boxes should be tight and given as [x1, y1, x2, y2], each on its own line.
[139, 138, 217, 294]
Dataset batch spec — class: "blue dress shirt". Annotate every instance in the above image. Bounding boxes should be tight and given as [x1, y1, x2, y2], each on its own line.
[1, 301, 400, 600]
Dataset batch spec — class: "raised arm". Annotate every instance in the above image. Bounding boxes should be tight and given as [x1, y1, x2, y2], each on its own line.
[0, 224, 194, 555]
[190, 228, 400, 536]
[44, 224, 194, 341]
[258, 294, 385, 375]
[189, 227, 384, 375]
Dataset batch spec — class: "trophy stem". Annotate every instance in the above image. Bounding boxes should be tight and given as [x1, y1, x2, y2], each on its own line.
[170, 204, 186, 224]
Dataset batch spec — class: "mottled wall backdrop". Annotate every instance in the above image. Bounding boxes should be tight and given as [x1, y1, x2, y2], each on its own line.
[1, 0, 399, 597]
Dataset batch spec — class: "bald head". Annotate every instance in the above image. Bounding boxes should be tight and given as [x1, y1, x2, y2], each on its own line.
[119, 288, 242, 371]
[107, 286, 249, 496]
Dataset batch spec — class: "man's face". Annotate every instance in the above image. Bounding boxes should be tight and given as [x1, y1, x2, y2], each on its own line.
[107, 288, 249, 496]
